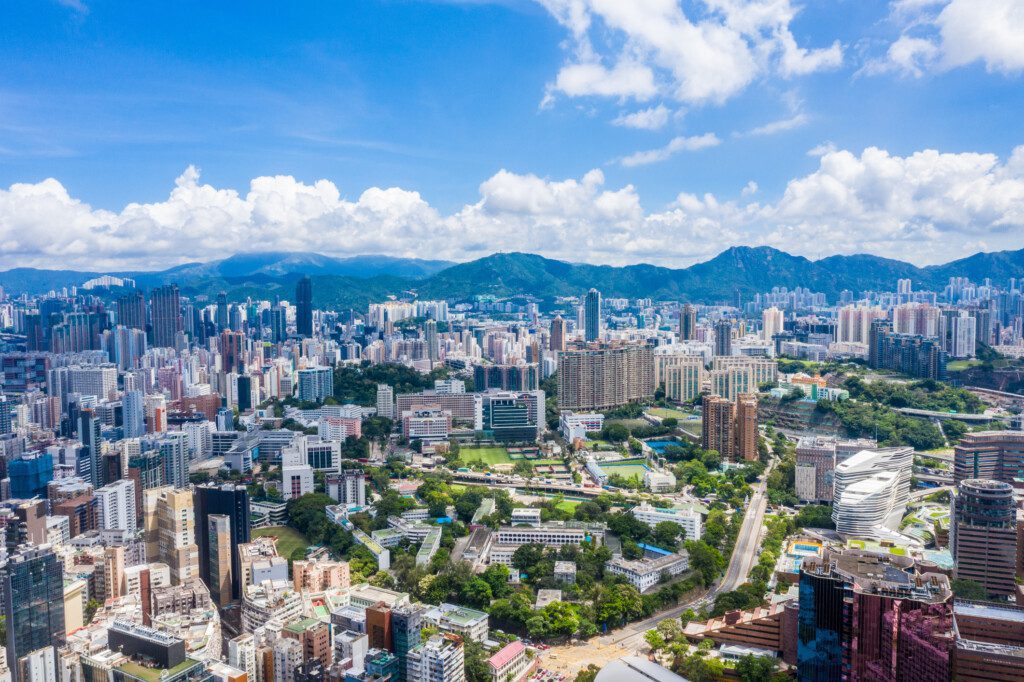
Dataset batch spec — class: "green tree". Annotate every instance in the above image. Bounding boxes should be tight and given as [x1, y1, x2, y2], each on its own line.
[951, 578, 988, 600]
[596, 584, 644, 626]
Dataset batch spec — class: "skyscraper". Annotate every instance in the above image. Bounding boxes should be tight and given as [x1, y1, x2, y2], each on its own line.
[701, 395, 735, 461]
[296, 276, 313, 338]
[952, 479, 1018, 599]
[194, 484, 251, 600]
[679, 303, 697, 341]
[79, 407, 103, 488]
[123, 389, 146, 438]
[713, 320, 732, 356]
[2, 545, 66, 682]
[425, 319, 439, 362]
[954, 430, 1024, 485]
[762, 306, 784, 343]
[584, 288, 601, 342]
[216, 291, 230, 332]
[549, 315, 566, 351]
[376, 384, 395, 420]
[116, 290, 147, 330]
[208, 514, 233, 607]
[557, 344, 654, 411]
[391, 604, 424, 682]
[143, 487, 199, 585]
[735, 394, 758, 462]
[150, 284, 183, 349]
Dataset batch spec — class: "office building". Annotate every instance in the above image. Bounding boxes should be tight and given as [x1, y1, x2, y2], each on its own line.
[797, 550, 952, 682]
[391, 603, 424, 682]
[194, 484, 251, 600]
[8, 452, 54, 500]
[480, 391, 544, 443]
[208, 514, 233, 607]
[557, 343, 654, 411]
[296, 276, 313, 338]
[713, 320, 732, 356]
[679, 303, 697, 341]
[150, 285, 183, 349]
[952, 479, 1018, 599]
[584, 288, 601, 342]
[376, 384, 395, 420]
[831, 447, 913, 536]
[366, 602, 392, 651]
[952, 599, 1024, 681]
[953, 430, 1024, 485]
[2, 545, 66, 682]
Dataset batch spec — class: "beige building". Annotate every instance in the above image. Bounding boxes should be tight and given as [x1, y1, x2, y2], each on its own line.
[143, 486, 199, 585]
[557, 343, 654, 411]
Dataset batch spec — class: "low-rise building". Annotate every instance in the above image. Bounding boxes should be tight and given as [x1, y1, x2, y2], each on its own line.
[423, 603, 489, 642]
[604, 551, 690, 593]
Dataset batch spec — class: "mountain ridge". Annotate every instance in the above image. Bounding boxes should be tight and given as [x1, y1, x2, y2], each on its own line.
[2, 246, 1022, 306]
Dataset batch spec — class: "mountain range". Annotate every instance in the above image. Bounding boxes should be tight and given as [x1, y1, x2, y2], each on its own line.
[2, 246, 1022, 308]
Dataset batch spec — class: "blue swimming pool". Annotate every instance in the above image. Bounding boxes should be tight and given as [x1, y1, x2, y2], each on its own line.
[646, 440, 681, 453]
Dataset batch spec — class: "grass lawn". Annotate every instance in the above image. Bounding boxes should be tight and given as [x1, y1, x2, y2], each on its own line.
[947, 359, 983, 372]
[648, 407, 695, 420]
[532, 459, 564, 466]
[606, 418, 650, 430]
[555, 500, 581, 513]
[449, 484, 467, 493]
[459, 446, 512, 465]
[252, 526, 311, 559]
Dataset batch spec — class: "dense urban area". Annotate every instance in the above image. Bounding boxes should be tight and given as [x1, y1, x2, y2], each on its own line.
[1, 264, 1023, 682]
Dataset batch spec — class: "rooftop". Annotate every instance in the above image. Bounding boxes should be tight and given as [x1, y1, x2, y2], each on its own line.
[488, 640, 526, 670]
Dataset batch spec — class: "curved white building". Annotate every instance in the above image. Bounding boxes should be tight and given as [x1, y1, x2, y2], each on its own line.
[832, 447, 913, 537]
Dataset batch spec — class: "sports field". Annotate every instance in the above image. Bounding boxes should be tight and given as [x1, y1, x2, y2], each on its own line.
[460, 446, 512, 465]
[252, 526, 310, 559]
[648, 407, 695, 420]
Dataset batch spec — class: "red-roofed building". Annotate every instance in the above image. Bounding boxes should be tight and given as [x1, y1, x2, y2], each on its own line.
[488, 640, 530, 682]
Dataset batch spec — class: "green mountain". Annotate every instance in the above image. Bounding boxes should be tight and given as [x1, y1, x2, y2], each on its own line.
[2, 245, 1022, 306]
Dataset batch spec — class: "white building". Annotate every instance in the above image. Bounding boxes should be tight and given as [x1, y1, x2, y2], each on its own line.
[510, 507, 542, 527]
[559, 411, 604, 442]
[375, 383, 395, 420]
[630, 502, 702, 542]
[280, 445, 314, 501]
[831, 447, 913, 537]
[296, 367, 333, 403]
[423, 603, 489, 642]
[406, 634, 464, 682]
[272, 637, 303, 682]
[95, 479, 137, 533]
[952, 314, 977, 359]
[643, 469, 677, 493]
[329, 469, 366, 506]
[605, 552, 690, 593]
[401, 408, 451, 447]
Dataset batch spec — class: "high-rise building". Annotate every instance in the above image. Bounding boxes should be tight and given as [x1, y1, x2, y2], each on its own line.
[366, 602, 392, 651]
[336, 469, 366, 506]
[216, 291, 230, 332]
[281, 445, 314, 501]
[208, 514, 233, 607]
[391, 604, 424, 682]
[159, 432, 189, 489]
[425, 319, 439, 363]
[550, 315, 566, 351]
[584, 288, 601, 342]
[702, 395, 736, 461]
[951, 313, 977, 359]
[376, 384, 395, 420]
[143, 487, 200, 585]
[297, 367, 333, 404]
[406, 634, 464, 682]
[296, 276, 313, 338]
[123, 389, 146, 438]
[116, 290, 147, 330]
[96, 479, 137, 533]
[656, 353, 707, 402]
[2, 545, 66, 682]
[735, 394, 758, 462]
[713, 320, 733, 357]
[762, 306, 784, 343]
[194, 484, 251, 600]
[150, 285, 183, 349]
[679, 303, 697, 341]
[797, 549, 952, 682]
[557, 344, 654, 411]
[79, 407, 103, 488]
[868, 319, 948, 380]
[953, 431, 1024, 485]
[952, 479, 1018, 599]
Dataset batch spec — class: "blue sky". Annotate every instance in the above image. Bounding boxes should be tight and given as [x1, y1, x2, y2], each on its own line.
[1, 0, 1023, 270]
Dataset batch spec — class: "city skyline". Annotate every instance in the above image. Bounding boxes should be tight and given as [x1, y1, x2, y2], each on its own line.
[1, 2, 1024, 269]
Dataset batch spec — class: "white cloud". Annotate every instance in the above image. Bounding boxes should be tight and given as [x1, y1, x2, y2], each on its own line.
[745, 112, 809, 136]
[619, 133, 722, 167]
[3, 146, 1024, 271]
[612, 105, 672, 130]
[537, 0, 843, 106]
[871, 0, 1024, 77]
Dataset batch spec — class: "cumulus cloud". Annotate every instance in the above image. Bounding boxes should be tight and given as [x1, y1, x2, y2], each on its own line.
[2, 146, 1024, 271]
[619, 133, 721, 167]
[612, 105, 672, 131]
[870, 0, 1024, 77]
[536, 0, 843, 106]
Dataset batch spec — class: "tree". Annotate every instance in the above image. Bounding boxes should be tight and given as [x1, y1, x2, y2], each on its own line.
[736, 655, 782, 682]
[574, 666, 600, 682]
[644, 629, 666, 651]
[596, 584, 644, 626]
[686, 540, 725, 587]
[662, 417, 678, 428]
[951, 578, 988, 601]
[603, 423, 631, 442]
[794, 504, 835, 529]
[653, 521, 686, 551]
[462, 638, 490, 682]
[459, 578, 493, 609]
